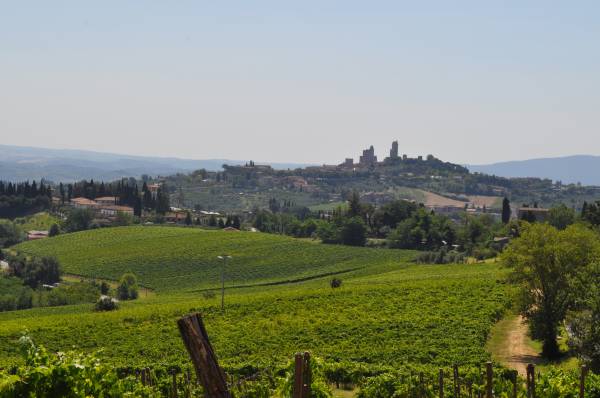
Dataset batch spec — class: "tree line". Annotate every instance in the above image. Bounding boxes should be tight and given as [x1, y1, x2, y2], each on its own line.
[0, 180, 52, 218]
[252, 192, 512, 260]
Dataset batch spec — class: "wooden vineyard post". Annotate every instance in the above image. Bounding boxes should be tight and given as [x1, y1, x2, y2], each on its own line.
[485, 362, 493, 398]
[171, 371, 178, 398]
[293, 353, 304, 398]
[511, 370, 518, 398]
[303, 352, 312, 398]
[438, 368, 444, 398]
[526, 364, 536, 398]
[580, 364, 588, 398]
[454, 364, 460, 398]
[293, 352, 312, 398]
[178, 313, 232, 398]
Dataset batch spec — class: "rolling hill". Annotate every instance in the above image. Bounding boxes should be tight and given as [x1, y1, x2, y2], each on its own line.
[0, 145, 312, 182]
[13, 226, 415, 292]
[469, 155, 600, 185]
[0, 226, 509, 370]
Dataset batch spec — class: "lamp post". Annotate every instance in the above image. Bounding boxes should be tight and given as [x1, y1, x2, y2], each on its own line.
[217, 255, 231, 312]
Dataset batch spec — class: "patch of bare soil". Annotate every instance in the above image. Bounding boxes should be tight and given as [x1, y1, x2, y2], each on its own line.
[504, 316, 540, 376]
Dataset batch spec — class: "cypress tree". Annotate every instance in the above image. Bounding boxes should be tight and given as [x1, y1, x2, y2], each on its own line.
[501, 197, 511, 224]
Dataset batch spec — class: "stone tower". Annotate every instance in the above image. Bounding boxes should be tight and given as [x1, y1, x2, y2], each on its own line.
[390, 141, 399, 159]
[359, 146, 377, 166]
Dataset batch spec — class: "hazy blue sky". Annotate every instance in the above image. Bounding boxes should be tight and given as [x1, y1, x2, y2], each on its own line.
[1, 1, 599, 164]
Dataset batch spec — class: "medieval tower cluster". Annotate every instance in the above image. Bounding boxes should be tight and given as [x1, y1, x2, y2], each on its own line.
[342, 141, 402, 168]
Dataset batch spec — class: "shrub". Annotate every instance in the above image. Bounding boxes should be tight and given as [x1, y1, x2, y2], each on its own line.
[100, 281, 110, 295]
[114, 211, 134, 226]
[202, 290, 216, 299]
[65, 208, 94, 232]
[330, 278, 342, 288]
[117, 273, 139, 300]
[340, 217, 367, 247]
[95, 296, 118, 311]
[48, 223, 60, 237]
[0, 220, 24, 247]
[19, 256, 61, 288]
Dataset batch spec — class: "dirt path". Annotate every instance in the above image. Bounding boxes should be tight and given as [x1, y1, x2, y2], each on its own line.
[502, 316, 539, 376]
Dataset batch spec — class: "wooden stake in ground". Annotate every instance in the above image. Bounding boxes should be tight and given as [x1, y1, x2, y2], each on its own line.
[178, 313, 231, 398]
[526, 364, 536, 398]
[293, 353, 305, 398]
[485, 362, 493, 398]
[580, 365, 588, 398]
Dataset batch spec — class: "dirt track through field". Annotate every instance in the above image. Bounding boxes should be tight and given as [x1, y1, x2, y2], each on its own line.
[504, 316, 539, 376]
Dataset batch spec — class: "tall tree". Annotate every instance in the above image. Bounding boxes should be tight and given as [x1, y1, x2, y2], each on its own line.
[501, 197, 511, 224]
[502, 223, 600, 358]
[347, 191, 362, 218]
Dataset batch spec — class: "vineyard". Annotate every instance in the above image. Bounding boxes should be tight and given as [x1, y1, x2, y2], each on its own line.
[1, 226, 597, 396]
[12, 227, 416, 292]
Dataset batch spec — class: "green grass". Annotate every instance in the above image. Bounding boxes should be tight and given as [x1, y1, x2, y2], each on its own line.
[13, 212, 60, 231]
[1, 226, 513, 375]
[14, 226, 415, 292]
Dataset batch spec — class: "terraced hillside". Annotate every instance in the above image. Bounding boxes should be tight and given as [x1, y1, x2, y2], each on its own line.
[13, 226, 415, 292]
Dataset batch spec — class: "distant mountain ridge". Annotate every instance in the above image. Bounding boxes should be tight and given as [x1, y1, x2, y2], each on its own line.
[0, 145, 313, 182]
[468, 155, 600, 185]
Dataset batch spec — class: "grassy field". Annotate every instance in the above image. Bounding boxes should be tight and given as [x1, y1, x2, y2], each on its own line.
[13, 212, 61, 231]
[1, 226, 512, 377]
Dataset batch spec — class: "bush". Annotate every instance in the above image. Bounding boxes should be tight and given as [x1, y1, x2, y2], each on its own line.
[65, 208, 94, 232]
[15, 256, 61, 288]
[117, 273, 139, 300]
[340, 217, 367, 247]
[330, 278, 342, 288]
[114, 211, 133, 226]
[95, 296, 118, 311]
[48, 223, 60, 237]
[0, 219, 24, 247]
[100, 281, 110, 295]
[202, 290, 216, 299]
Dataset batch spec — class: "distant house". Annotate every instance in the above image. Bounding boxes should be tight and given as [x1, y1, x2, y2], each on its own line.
[518, 207, 550, 222]
[199, 210, 221, 217]
[426, 205, 465, 215]
[0, 260, 9, 273]
[99, 205, 134, 217]
[147, 183, 161, 199]
[69, 197, 133, 219]
[27, 230, 49, 240]
[165, 210, 188, 223]
[70, 197, 98, 209]
[95, 196, 118, 206]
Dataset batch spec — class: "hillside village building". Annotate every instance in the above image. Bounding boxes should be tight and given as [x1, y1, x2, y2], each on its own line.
[517, 207, 550, 222]
[69, 197, 134, 219]
[27, 230, 49, 240]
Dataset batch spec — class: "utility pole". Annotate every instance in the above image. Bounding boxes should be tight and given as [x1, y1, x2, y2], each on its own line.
[217, 255, 231, 312]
